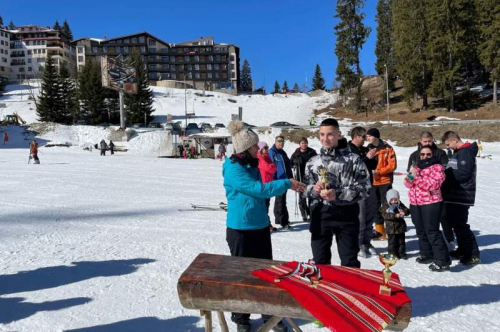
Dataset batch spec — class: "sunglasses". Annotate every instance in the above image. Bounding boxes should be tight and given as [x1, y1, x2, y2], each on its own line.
[276, 140, 285, 143]
[420, 153, 432, 157]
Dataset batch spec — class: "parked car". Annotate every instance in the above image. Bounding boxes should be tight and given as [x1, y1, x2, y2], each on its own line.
[200, 123, 212, 132]
[171, 122, 182, 133]
[186, 123, 202, 135]
[148, 122, 162, 128]
[214, 123, 226, 129]
[133, 123, 145, 128]
[270, 121, 299, 128]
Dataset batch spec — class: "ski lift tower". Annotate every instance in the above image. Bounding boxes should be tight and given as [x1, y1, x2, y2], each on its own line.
[101, 55, 138, 130]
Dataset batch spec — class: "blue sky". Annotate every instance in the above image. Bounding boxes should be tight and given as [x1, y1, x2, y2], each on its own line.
[2, 0, 378, 92]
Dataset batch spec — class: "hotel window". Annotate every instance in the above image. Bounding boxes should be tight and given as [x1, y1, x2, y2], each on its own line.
[149, 48, 156, 53]
[28, 67, 32, 71]
[172, 73, 176, 79]
[161, 56, 168, 62]
[42, 49, 45, 53]
[194, 55, 199, 61]
[195, 64, 200, 70]
[207, 72, 212, 79]
[139, 36, 145, 43]
[78, 56, 84, 62]
[124, 46, 129, 52]
[149, 39, 156, 46]
[187, 64, 192, 70]
[214, 64, 219, 70]
[207, 64, 212, 70]
[216, 55, 221, 61]
[149, 64, 156, 70]
[37, 58, 44, 63]
[78, 47, 84, 53]
[208, 55, 213, 61]
[184, 48, 189, 52]
[230, 55, 235, 61]
[116, 46, 121, 52]
[124, 39, 130, 44]
[161, 48, 168, 54]
[28, 58, 32, 63]
[92, 46, 97, 53]
[215, 72, 219, 78]
[140, 46, 146, 53]
[184, 55, 189, 62]
[103, 46, 108, 53]
[131, 37, 138, 43]
[195, 73, 200, 79]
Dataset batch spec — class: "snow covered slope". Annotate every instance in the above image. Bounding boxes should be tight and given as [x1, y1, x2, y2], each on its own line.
[0, 83, 338, 127]
[0, 138, 499, 331]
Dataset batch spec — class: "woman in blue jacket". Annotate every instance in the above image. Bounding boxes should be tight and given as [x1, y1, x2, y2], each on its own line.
[223, 121, 305, 332]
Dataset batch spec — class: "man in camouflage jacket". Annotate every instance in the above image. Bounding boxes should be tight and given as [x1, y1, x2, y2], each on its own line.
[304, 119, 371, 268]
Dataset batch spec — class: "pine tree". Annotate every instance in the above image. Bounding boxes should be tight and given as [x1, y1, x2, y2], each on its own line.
[0, 78, 6, 93]
[312, 64, 326, 90]
[8, 20, 15, 30]
[334, 0, 371, 111]
[0, 15, 3, 26]
[125, 50, 155, 124]
[274, 80, 281, 94]
[426, 0, 479, 111]
[37, 53, 60, 122]
[240, 59, 253, 92]
[477, 0, 500, 105]
[78, 59, 107, 124]
[53, 20, 61, 31]
[282, 80, 289, 92]
[392, 0, 431, 107]
[58, 64, 78, 124]
[62, 20, 73, 40]
[292, 83, 300, 93]
[375, 0, 396, 90]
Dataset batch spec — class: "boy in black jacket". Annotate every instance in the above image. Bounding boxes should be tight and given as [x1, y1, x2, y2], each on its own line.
[380, 189, 410, 259]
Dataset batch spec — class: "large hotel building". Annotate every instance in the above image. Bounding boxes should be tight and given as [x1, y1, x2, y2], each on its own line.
[74, 32, 240, 92]
[1, 27, 240, 93]
[4, 24, 76, 80]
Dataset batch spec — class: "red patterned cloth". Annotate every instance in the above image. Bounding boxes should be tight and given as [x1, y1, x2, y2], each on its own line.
[252, 262, 411, 332]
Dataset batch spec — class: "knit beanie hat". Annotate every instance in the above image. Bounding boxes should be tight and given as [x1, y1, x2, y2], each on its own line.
[367, 128, 380, 139]
[228, 121, 259, 153]
[386, 189, 400, 204]
[258, 141, 268, 150]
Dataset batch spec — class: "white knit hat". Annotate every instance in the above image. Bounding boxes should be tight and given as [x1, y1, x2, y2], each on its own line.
[386, 189, 400, 204]
[228, 121, 259, 153]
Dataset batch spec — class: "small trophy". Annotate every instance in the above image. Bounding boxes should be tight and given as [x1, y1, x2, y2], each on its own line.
[318, 168, 329, 193]
[379, 253, 398, 296]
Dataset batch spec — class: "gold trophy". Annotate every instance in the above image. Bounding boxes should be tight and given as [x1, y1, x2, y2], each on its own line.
[318, 168, 329, 193]
[379, 253, 398, 296]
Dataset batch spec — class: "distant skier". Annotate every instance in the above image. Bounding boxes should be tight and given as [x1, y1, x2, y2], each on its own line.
[218, 142, 226, 160]
[100, 139, 107, 156]
[109, 140, 115, 155]
[30, 140, 40, 164]
[190, 145, 196, 159]
[3, 132, 8, 145]
[178, 144, 184, 158]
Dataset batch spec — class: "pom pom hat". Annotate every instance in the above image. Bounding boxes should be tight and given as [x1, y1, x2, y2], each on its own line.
[228, 121, 260, 153]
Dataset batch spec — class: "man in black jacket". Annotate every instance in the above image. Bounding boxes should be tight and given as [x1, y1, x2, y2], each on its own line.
[348, 126, 377, 257]
[291, 137, 317, 221]
[407, 131, 453, 249]
[441, 131, 480, 265]
[407, 131, 448, 172]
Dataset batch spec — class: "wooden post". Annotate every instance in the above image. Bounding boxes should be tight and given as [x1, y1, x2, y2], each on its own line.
[204, 310, 212, 332]
[257, 316, 283, 332]
[285, 318, 304, 332]
[217, 311, 229, 332]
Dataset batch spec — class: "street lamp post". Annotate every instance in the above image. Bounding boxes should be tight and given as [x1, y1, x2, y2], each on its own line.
[385, 64, 390, 124]
[184, 76, 188, 129]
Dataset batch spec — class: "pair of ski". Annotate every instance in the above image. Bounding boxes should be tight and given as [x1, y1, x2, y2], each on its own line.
[178, 202, 227, 212]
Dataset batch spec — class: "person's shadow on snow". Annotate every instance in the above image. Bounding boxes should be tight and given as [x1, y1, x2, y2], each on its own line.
[0, 258, 155, 295]
[407, 283, 500, 317]
[64, 316, 204, 332]
[0, 297, 92, 324]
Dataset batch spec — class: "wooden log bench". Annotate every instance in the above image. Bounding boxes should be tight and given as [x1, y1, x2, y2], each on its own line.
[177, 253, 411, 332]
